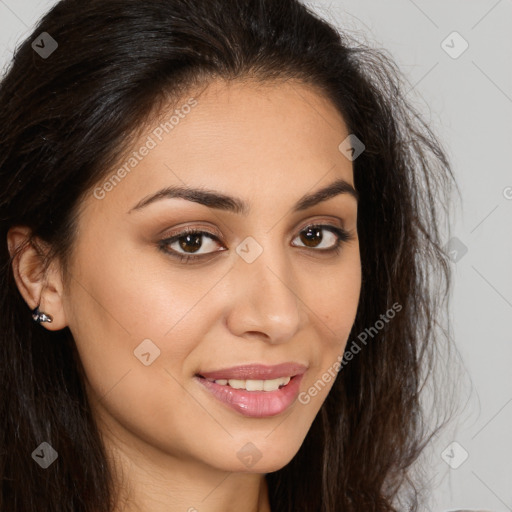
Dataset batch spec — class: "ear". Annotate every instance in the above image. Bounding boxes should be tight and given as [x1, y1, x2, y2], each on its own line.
[7, 225, 68, 330]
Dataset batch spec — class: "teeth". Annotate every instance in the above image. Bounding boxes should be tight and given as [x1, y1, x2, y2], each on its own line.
[245, 379, 264, 391]
[211, 376, 291, 391]
[228, 379, 246, 389]
[264, 376, 290, 391]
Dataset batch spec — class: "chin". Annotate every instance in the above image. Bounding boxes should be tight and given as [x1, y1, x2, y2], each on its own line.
[209, 435, 306, 474]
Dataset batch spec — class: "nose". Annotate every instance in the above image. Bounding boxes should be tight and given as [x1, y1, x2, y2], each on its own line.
[224, 243, 304, 344]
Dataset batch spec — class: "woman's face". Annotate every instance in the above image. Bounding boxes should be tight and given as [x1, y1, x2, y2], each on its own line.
[61, 78, 361, 473]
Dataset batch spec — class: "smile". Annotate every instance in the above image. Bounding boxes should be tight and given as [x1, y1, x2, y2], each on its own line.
[195, 362, 307, 418]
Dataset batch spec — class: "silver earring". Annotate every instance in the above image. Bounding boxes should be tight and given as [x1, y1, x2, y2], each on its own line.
[31, 305, 53, 324]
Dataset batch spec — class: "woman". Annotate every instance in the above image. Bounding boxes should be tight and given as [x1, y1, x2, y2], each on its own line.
[0, 0, 457, 510]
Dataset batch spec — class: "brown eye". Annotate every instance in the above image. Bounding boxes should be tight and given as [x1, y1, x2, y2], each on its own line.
[299, 226, 324, 248]
[178, 233, 203, 253]
[292, 225, 348, 251]
[160, 230, 224, 257]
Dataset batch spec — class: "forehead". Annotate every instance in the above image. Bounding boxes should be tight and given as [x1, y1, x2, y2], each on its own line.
[83, 78, 355, 219]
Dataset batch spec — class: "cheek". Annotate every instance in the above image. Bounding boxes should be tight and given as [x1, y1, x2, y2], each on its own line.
[65, 239, 229, 395]
[64, 246, 229, 458]
[309, 253, 362, 339]
[300, 253, 361, 400]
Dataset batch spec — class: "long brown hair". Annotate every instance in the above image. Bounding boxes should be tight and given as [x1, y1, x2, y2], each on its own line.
[0, 0, 457, 510]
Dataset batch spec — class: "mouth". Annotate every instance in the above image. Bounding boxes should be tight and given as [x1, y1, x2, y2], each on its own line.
[198, 375, 292, 391]
[194, 362, 307, 418]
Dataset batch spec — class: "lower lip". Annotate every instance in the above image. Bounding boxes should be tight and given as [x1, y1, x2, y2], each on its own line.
[195, 374, 304, 418]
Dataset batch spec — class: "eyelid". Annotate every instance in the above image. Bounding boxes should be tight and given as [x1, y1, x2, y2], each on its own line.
[293, 216, 346, 236]
[161, 223, 224, 241]
[162, 220, 346, 245]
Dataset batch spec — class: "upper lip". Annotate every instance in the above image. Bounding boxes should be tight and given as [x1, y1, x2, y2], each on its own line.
[197, 362, 307, 381]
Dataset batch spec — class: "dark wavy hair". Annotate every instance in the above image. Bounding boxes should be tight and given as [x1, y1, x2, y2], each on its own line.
[0, 0, 458, 510]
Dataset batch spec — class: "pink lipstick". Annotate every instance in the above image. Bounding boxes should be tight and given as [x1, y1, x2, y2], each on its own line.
[195, 362, 306, 418]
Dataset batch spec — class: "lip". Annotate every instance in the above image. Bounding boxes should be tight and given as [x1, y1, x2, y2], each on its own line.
[195, 373, 305, 418]
[197, 362, 307, 381]
[195, 362, 307, 418]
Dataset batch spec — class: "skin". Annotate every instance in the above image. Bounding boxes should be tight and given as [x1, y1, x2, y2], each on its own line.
[8, 78, 361, 512]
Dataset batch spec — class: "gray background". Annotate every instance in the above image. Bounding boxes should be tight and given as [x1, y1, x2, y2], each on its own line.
[1, 0, 511, 510]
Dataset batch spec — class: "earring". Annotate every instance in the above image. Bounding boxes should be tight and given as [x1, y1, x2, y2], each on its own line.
[31, 305, 53, 324]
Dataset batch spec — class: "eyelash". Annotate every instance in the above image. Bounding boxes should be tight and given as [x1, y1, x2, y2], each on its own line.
[158, 224, 353, 264]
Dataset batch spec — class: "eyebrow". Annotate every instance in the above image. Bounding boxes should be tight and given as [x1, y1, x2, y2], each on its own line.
[127, 177, 359, 215]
